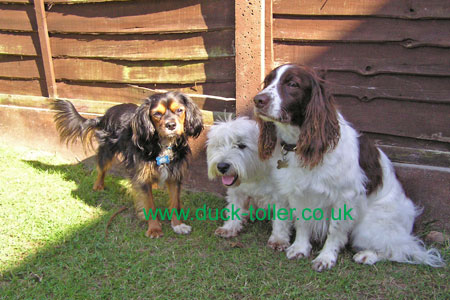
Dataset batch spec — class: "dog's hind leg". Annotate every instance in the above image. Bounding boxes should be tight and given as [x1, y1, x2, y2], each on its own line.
[93, 145, 114, 191]
[167, 180, 191, 235]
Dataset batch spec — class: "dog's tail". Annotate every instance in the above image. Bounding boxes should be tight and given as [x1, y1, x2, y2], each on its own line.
[52, 99, 102, 151]
[390, 235, 445, 267]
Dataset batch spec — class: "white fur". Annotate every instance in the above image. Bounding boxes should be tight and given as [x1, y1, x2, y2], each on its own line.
[206, 117, 291, 250]
[172, 223, 192, 235]
[260, 65, 444, 270]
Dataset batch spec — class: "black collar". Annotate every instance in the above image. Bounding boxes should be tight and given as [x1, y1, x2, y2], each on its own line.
[280, 141, 297, 152]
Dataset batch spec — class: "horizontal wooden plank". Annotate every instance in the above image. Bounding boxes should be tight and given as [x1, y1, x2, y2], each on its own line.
[274, 43, 450, 77]
[0, 56, 41, 79]
[46, 0, 234, 34]
[1, 0, 132, 3]
[274, 18, 450, 47]
[337, 96, 450, 142]
[0, 93, 231, 125]
[53, 58, 235, 84]
[0, 32, 38, 56]
[379, 144, 450, 168]
[0, 78, 45, 96]
[0, 4, 35, 32]
[273, 0, 450, 19]
[50, 30, 235, 61]
[56, 81, 236, 112]
[365, 133, 450, 168]
[326, 72, 450, 103]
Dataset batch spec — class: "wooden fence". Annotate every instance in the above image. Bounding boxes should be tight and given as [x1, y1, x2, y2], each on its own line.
[0, 0, 449, 226]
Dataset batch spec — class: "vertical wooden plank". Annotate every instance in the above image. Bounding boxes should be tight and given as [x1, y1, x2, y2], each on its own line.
[265, 0, 273, 75]
[235, 0, 264, 116]
[34, 0, 57, 98]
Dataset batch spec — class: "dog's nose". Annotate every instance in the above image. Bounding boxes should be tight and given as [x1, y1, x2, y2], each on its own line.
[217, 162, 230, 174]
[253, 93, 270, 109]
[165, 121, 177, 131]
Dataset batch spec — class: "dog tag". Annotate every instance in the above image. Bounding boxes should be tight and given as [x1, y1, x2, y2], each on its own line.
[277, 159, 288, 169]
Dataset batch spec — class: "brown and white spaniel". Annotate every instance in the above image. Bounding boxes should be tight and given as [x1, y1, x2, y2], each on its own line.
[253, 64, 443, 271]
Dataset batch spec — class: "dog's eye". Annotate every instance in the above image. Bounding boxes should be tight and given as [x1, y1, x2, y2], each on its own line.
[237, 143, 247, 149]
[175, 108, 184, 114]
[287, 81, 300, 88]
[153, 112, 163, 118]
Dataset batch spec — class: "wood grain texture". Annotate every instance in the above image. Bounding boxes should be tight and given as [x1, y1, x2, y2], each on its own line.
[0, 78, 45, 96]
[0, 56, 41, 79]
[52, 58, 235, 84]
[338, 96, 450, 142]
[46, 0, 234, 34]
[34, 0, 57, 98]
[326, 72, 450, 103]
[274, 18, 450, 47]
[56, 81, 236, 111]
[273, 0, 450, 19]
[50, 30, 235, 60]
[0, 32, 38, 56]
[0, 4, 35, 31]
[0, 93, 229, 125]
[274, 43, 450, 77]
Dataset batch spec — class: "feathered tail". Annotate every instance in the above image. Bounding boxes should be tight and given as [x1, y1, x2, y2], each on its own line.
[390, 235, 445, 267]
[52, 100, 101, 151]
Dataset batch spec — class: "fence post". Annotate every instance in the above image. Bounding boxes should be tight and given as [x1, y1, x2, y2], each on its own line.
[34, 0, 57, 98]
[264, 0, 273, 75]
[235, 0, 266, 117]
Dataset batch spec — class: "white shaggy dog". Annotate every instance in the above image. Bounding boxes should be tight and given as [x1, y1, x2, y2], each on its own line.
[206, 117, 291, 250]
[254, 64, 444, 271]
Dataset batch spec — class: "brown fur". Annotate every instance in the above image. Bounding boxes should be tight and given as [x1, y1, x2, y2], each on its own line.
[296, 71, 340, 169]
[257, 118, 278, 160]
[358, 134, 383, 194]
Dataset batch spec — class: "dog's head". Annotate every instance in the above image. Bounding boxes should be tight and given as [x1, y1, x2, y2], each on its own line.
[206, 117, 263, 187]
[253, 64, 340, 168]
[131, 92, 204, 150]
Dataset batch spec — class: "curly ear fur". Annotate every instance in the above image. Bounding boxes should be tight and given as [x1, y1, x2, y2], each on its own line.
[296, 73, 340, 168]
[257, 118, 277, 160]
[131, 100, 155, 150]
[179, 93, 204, 138]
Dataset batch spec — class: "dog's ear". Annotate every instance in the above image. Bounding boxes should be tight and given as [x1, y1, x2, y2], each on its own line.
[257, 118, 277, 160]
[131, 99, 155, 150]
[179, 93, 204, 138]
[296, 73, 340, 168]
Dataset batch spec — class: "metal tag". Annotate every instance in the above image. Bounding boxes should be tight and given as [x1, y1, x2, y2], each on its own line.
[277, 159, 288, 169]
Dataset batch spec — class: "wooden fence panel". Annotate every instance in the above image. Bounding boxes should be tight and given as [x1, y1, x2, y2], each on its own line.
[272, 0, 450, 169]
[50, 31, 235, 61]
[274, 43, 450, 77]
[273, 0, 450, 19]
[45, 0, 234, 34]
[0, 3, 35, 31]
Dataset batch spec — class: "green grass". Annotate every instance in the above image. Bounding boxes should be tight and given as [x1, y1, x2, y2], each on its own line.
[0, 145, 448, 299]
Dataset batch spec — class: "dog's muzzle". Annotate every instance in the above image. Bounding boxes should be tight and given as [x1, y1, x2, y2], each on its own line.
[217, 162, 238, 186]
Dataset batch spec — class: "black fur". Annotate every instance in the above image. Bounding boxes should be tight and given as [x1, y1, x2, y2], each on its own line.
[52, 92, 203, 180]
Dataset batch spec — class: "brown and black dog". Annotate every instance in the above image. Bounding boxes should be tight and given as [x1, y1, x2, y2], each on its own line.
[52, 92, 203, 238]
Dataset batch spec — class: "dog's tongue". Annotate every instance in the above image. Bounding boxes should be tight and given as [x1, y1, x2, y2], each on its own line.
[222, 176, 235, 186]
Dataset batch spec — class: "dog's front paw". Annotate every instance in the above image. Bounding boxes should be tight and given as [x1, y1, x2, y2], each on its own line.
[286, 243, 311, 259]
[215, 227, 239, 238]
[145, 227, 163, 238]
[172, 223, 192, 235]
[312, 252, 337, 272]
[93, 182, 105, 191]
[353, 250, 379, 265]
[267, 235, 290, 252]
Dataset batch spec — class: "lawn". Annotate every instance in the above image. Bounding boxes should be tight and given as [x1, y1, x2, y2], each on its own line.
[0, 145, 448, 299]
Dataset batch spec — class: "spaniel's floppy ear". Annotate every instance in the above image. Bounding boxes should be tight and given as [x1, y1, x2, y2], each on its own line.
[296, 73, 340, 168]
[257, 118, 277, 160]
[131, 99, 155, 150]
[179, 93, 204, 138]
